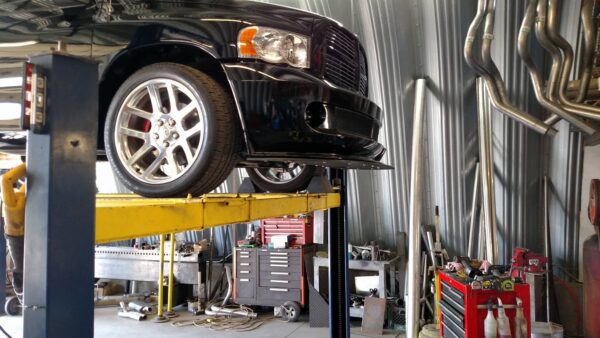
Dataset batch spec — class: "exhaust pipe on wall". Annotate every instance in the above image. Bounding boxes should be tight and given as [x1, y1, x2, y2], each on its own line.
[543, 0, 600, 122]
[517, 0, 596, 135]
[464, 0, 557, 136]
[577, 0, 596, 103]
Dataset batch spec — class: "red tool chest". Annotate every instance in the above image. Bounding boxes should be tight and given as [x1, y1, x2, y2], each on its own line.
[438, 270, 531, 337]
[261, 215, 313, 247]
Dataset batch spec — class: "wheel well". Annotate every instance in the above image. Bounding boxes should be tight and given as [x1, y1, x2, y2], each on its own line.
[98, 43, 236, 150]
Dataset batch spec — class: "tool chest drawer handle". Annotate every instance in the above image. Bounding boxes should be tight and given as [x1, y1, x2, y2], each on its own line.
[269, 288, 289, 292]
[239, 270, 250, 274]
[270, 264, 288, 267]
[240, 263, 250, 266]
[239, 254, 250, 258]
[270, 280, 289, 284]
[269, 259, 289, 263]
[269, 252, 288, 256]
[240, 278, 249, 282]
[270, 272, 289, 275]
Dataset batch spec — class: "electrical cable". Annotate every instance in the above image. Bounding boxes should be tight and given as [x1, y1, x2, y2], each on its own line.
[0, 324, 12, 338]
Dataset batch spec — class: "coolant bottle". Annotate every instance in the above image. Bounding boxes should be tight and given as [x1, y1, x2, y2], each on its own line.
[513, 297, 527, 338]
[484, 300, 498, 338]
[496, 298, 512, 338]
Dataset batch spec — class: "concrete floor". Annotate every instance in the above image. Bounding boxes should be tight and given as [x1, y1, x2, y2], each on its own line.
[0, 307, 406, 338]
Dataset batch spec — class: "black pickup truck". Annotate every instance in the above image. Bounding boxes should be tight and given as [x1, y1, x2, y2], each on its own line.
[0, 0, 387, 197]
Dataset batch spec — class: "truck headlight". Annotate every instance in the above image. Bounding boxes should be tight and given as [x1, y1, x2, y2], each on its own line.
[238, 26, 310, 68]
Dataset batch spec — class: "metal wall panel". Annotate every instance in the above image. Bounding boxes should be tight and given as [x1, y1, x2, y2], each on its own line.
[254, 0, 583, 273]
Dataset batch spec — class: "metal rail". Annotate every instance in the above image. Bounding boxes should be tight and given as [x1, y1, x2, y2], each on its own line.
[95, 193, 340, 244]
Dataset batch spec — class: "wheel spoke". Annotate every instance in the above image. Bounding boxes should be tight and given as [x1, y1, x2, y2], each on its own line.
[183, 123, 204, 138]
[180, 141, 195, 164]
[120, 127, 147, 140]
[142, 151, 166, 178]
[127, 143, 153, 166]
[166, 82, 178, 113]
[146, 83, 162, 114]
[174, 102, 197, 121]
[124, 105, 153, 120]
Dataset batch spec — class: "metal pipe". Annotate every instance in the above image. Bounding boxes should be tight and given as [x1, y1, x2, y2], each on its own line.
[156, 234, 166, 318]
[206, 305, 258, 318]
[222, 265, 233, 306]
[165, 233, 177, 317]
[476, 77, 498, 262]
[577, 0, 595, 103]
[468, 162, 481, 258]
[426, 231, 437, 269]
[545, 0, 600, 120]
[464, 0, 556, 135]
[543, 176, 554, 322]
[406, 78, 427, 338]
[518, 0, 596, 134]
[478, 209, 486, 259]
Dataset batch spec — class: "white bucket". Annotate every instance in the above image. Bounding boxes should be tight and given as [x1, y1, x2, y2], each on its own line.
[531, 322, 564, 338]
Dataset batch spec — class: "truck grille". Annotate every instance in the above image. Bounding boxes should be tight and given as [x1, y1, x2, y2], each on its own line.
[323, 25, 368, 96]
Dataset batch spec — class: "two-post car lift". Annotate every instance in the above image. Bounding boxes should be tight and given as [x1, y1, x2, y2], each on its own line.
[21, 53, 351, 338]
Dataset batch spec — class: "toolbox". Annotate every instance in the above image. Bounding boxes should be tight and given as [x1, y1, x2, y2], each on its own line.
[438, 270, 531, 337]
[233, 246, 314, 307]
[261, 215, 313, 247]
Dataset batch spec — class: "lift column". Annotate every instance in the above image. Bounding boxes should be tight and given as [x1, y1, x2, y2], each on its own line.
[23, 53, 98, 337]
[328, 168, 350, 338]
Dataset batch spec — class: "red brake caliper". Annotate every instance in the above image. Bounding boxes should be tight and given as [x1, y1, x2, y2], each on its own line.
[142, 120, 152, 133]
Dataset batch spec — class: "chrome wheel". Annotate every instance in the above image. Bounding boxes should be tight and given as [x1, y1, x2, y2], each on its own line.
[114, 78, 206, 184]
[252, 163, 306, 185]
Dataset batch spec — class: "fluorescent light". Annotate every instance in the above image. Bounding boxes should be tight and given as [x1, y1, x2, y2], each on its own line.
[0, 41, 37, 48]
[0, 77, 22, 87]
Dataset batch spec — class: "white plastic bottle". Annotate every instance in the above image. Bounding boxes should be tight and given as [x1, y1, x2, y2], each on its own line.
[497, 298, 512, 338]
[484, 299, 498, 338]
[514, 297, 527, 338]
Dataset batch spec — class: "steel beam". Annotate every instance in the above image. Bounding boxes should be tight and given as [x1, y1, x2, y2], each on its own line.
[95, 193, 340, 244]
[23, 54, 97, 338]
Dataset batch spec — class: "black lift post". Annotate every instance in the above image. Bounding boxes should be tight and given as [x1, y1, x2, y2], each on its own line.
[328, 168, 350, 338]
[23, 53, 97, 337]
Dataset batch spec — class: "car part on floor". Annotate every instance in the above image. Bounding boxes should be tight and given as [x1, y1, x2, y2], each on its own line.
[245, 164, 316, 193]
[281, 301, 301, 322]
[4, 296, 20, 316]
[105, 62, 239, 197]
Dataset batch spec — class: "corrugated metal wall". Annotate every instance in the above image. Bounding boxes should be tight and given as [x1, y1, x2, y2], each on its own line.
[99, 0, 584, 275]
[254, 0, 583, 274]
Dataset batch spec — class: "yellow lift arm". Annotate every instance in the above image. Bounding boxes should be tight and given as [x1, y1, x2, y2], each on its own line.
[96, 193, 340, 244]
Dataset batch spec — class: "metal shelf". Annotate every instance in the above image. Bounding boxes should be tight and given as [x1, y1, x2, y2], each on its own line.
[95, 193, 340, 244]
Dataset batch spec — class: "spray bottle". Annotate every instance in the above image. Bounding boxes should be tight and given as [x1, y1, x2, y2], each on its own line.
[496, 298, 512, 338]
[514, 297, 527, 338]
[484, 299, 498, 338]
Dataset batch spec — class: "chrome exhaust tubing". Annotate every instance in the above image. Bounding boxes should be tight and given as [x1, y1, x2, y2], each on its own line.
[464, 0, 556, 136]
[544, 0, 600, 121]
[577, 0, 595, 103]
[518, 0, 596, 134]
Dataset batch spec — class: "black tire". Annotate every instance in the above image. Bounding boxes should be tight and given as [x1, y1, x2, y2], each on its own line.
[104, 63, 239, 197]
[281, 301, 301, 322]
[245, 164, 317, 193]
[5, 296, 20, 316]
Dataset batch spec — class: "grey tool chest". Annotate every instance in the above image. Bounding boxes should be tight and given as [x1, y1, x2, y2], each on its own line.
[233, 247, 310, 307]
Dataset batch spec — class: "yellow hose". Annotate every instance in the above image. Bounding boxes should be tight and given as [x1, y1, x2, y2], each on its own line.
[1, 163, 26, 236]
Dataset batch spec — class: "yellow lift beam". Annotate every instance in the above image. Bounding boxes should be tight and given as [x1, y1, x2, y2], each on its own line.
[96, 193, 340, 244]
